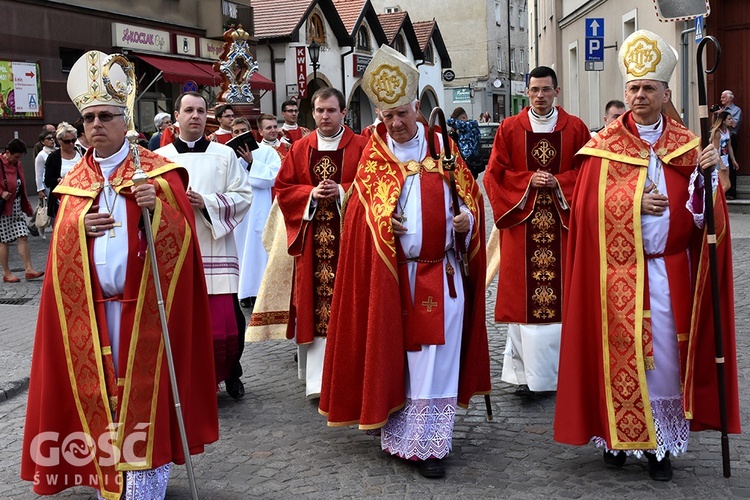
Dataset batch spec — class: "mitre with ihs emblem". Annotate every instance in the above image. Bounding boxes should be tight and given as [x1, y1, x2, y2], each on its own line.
[619, 29, 678, 83]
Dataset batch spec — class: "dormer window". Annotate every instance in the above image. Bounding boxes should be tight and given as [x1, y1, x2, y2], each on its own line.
[357, 26, 371, 51]
[393, 34, 406, 55]
[308, 13, 326, 45]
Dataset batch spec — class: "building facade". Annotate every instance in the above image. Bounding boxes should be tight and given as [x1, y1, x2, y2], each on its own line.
[370, 0, 530, 122]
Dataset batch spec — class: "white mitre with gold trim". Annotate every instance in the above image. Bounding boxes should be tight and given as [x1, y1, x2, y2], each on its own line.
[619, 30, 678, 83]
[67, 50, 128, 112]
[362, 44, 419, 110]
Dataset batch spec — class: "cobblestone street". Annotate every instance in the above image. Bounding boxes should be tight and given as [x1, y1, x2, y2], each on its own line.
[1, 195, 749, 499]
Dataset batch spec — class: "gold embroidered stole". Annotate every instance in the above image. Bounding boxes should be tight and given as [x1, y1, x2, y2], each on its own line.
[308, 148, 344, 336]
[525, 131, 563, 322]
[354, 129, 479, 280]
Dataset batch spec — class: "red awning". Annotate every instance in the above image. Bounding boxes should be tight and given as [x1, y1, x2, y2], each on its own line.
[137, 54, 275, 91]
[249, 71, 275, 91]
[136, 54, 221, 87]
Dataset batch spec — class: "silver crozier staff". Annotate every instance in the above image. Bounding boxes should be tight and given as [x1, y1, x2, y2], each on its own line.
[102, 54, 199, 500]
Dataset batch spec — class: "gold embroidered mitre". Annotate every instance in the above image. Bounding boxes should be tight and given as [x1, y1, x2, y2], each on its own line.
[67, 50, 128, 112]
[362, 44, 419, 110]
[619, 30, 678, 83]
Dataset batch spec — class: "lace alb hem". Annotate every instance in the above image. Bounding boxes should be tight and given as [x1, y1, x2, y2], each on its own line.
[592, 395, 689, 461]
[97, 463, 172, 500]
[380, 396, 456, 460]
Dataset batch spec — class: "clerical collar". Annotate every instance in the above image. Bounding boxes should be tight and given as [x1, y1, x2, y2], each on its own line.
[530, 107, 555, 121]
[283, 123, 298, 130]
[174, 136, 211, 153]
[317, 126, 344, 141]
[93, 140, 130, 176]
[263, 139, 280, 148]
[388, 122, 426, 163]
[635, 115, 663, 146]
[528, 107, 558, 133]
[216, 128, 231, 135]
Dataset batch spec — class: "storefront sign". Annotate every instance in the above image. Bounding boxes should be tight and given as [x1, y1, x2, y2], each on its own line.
[200, 38, 226, 60]
[0, 61, 43, 118]
[296, 47, 307, 98]
[453, 88, 471, 103]
[287, 84, 299, 99]
[112, 22, 171, 54]
[174, 34, 197, 57]
[354, 55, 371, 77]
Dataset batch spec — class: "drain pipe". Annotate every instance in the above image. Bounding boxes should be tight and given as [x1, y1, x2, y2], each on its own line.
[341, 45, 355, 102]
[681, 24, 696, 128]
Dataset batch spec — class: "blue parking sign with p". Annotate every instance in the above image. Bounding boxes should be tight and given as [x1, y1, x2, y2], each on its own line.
[586, 38, 604, 61]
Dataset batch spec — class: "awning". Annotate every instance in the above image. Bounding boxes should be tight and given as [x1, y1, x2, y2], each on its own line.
[249, 71, 275, 91]
[136, 54, 275, 91]
[136, 54, 221, 87]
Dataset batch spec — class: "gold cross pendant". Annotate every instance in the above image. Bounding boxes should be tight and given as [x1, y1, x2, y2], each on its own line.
[109, 221, 122, 238]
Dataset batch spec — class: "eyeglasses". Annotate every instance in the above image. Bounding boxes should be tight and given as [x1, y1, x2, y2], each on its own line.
[527, 87, 555, 95]
[284, 109, 299, 113]
[82, 112, 124, 123]
[60, 138, 76, 145]
[43, 136, 55, 141]
[222, 114, 235, 119]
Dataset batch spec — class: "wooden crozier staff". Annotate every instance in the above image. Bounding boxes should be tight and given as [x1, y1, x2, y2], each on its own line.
[695, 35, 731, 479]
[427, 107, 493, 421]
[102, 54, 200, 499]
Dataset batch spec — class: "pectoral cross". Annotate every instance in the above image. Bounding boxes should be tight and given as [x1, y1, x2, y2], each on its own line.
[109, 221, 122, 238]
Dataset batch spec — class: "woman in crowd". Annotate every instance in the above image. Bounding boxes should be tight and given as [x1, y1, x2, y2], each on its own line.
[0, 139, 44, 283]
[33, 131, 56, 201]
[44, 122, 82, 219]
[710, 111, 739, 193]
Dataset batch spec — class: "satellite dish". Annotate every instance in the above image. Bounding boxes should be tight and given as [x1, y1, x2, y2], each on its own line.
[493, 79, 503, 88]
[653, 0, 710, 22]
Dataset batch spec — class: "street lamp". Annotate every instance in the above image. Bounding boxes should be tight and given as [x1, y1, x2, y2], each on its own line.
[308, 41, 321, 93]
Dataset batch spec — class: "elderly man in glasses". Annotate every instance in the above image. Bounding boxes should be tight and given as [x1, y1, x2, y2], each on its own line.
[483, 65, 591, 397]
[21, 51, 218, 500]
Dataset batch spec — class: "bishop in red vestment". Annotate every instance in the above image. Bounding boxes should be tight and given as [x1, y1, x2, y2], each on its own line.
[483, 66, 590, 394]
[274, 88, 368, 398]
[21, 51, 218, 500]
[554, 30, 740, 482]
[319, 44, 490, 479]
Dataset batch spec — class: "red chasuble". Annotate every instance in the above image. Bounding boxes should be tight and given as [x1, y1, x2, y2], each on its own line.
[318, 124, 491, 429]
[274, 127, 368, 344]
[484, 106, 590, 323]
[21, 147, 218, 499]
[554, 112, 740, 450]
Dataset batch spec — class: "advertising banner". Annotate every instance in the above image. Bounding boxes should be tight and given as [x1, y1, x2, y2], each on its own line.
[0, 61, 43, 119]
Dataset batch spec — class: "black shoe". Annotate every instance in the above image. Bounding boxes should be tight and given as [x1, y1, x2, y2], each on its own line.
[239, 297, 254, 309]
[28, 224, 39, 237]
[418, 458, 445, 478]
[514, 384, 535, 397]
[603, 450, 627, 468]
[225, 378, 245, 400]
[645, 452, 673, 481]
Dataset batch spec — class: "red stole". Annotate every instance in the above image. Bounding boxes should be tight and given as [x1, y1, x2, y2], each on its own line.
[399, 170, 447, 350]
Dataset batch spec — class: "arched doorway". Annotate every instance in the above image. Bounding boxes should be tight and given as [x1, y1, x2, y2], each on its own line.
[299, 76, 328, 129]
[419, 87, 439, 116]
[345, 84, 373, 134]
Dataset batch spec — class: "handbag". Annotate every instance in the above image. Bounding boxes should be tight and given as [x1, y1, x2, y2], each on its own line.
[35, 198, 50, 229]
